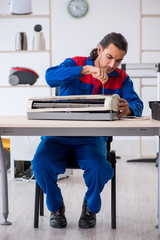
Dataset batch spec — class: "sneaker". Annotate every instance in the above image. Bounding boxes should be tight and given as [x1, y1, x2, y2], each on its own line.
[78, 198, 96, 229]
[50, 202, 67, 228]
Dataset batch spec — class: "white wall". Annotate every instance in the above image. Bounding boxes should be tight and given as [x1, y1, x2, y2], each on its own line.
[51, 0, 140, 65]
[1, 0, 158, 113]
[0, 0, 160, 158]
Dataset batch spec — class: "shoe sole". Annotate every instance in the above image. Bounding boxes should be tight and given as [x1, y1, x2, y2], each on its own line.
[78, 220, 96, 229]
[50, 220, 67, 228]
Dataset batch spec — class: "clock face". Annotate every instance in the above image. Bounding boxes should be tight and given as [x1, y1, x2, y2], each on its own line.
[68, 0, 88, 18]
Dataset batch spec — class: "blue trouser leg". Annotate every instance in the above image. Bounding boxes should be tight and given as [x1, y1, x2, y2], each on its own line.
[32, 139, 71, 212]
[73, 137, 114, 214]
[32, 137, 114, 214]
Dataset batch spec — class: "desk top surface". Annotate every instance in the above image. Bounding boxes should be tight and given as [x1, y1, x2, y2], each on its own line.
[0, 116, 160, 129]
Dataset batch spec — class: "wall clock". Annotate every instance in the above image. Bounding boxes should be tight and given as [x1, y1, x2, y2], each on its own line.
[68, 0, 88, 18]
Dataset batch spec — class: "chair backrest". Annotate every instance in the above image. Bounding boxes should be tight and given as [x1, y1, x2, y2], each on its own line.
[67, 152, 80, 169]
[55, 87, 59, 96]
[66, 137, 113, 169]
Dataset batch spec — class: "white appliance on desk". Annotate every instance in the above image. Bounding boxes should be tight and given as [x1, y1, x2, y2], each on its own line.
[10, 136, 73, 179]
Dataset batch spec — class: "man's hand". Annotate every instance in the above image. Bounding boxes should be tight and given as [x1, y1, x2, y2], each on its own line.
[118, 98, 132, 117]
[81, 65, 108, 85]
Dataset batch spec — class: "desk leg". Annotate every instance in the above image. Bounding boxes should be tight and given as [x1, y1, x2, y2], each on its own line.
[0, 137, 11, 225]
[158, 136, 160, 235]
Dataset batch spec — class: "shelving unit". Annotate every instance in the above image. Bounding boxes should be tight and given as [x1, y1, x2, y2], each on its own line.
[140, 0, 160, 159]
[0, 0, 53, 110]
[0, 0, 52, 178]
[139, 0, 160, 104]
[124, 0, 160, 161]
[0, 0, 72, 180]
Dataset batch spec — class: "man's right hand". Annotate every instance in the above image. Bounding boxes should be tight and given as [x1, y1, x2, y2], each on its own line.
[81, 65, 108, 85]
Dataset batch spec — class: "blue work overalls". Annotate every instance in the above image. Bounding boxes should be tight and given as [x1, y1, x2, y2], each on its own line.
[32, 56, 143, 214]
[32, 136, 114, 214]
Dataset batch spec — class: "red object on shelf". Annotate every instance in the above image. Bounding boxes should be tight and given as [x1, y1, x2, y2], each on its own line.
[9, 67, 39, 86]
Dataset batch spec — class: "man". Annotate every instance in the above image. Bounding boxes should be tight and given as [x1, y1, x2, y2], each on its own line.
[32, 32, 143, 229]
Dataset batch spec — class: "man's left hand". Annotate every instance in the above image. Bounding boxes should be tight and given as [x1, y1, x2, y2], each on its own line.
[118, 98, 132, 117]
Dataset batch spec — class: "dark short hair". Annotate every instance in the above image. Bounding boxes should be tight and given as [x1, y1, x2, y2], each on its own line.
[89, 32, 128, 61]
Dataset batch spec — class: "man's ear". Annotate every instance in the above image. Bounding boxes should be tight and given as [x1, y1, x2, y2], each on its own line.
[97, 45, 103, 55]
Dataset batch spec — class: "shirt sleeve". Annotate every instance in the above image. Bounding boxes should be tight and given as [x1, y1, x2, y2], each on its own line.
[122, 76, 144, 117]
[45, 58, 84, 87]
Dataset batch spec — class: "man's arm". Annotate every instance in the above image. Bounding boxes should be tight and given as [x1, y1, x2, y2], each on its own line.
[45, 58, 84, 88]
[81, 65, 108, 85]
[121, 76, 143, 117]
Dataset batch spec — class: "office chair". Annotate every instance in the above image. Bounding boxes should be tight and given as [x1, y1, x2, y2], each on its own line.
[33, 136, 117, 229]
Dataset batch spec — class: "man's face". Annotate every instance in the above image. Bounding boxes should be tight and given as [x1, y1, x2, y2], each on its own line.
[95, 43, 126, 74]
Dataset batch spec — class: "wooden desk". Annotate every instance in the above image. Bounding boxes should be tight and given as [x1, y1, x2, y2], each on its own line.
[0, 116, 160, 234]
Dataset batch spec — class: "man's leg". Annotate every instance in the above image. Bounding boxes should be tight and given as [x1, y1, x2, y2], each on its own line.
[73, 137, 114, 228]
[32, 138, 71, 228]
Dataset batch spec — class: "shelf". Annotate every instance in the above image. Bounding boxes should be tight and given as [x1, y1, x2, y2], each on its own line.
[0, 85, 49, 88]
[141, 84, 156, 88]
[0, 14, 49, 19]
[0, 50, 50, 54]
[142, 14, 160, 18]
[141, 49, 160, 52]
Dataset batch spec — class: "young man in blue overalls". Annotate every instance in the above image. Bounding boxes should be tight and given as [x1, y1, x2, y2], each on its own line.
[32, 32, 143, 229]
